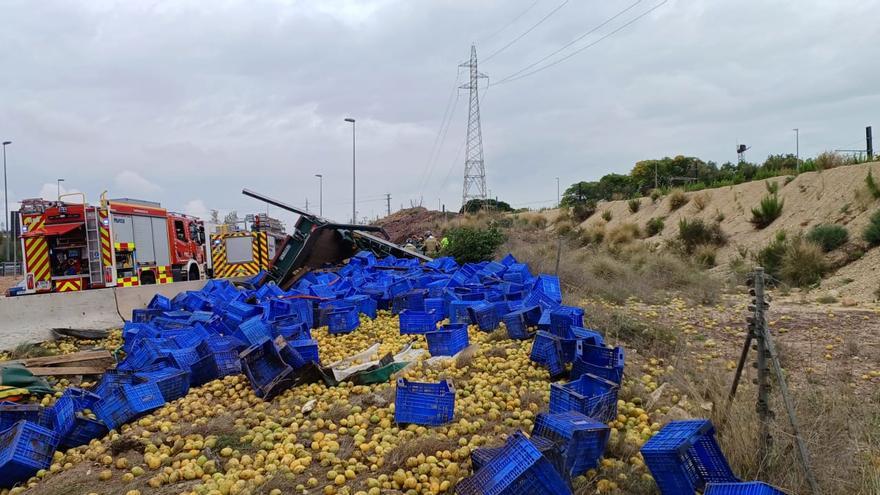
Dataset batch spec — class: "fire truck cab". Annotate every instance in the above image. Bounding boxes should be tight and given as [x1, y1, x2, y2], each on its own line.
[17, 194, 207, 294]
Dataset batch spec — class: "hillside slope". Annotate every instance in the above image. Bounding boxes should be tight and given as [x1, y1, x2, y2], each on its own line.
[554, 161, 880, 300]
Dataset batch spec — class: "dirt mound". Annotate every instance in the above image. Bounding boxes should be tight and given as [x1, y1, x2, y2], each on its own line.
[373, 207, 451, 244]
[549, 161, 880, 301]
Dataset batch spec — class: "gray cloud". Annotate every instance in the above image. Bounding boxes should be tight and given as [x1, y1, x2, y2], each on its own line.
[2, 0, 878, 227]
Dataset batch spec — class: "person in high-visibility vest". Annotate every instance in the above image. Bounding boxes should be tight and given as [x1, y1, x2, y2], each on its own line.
[440, 236, 450, 251]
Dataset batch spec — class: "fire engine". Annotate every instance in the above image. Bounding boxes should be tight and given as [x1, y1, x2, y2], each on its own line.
[17, 193, 207, 294]
[206, 213, 286, 279]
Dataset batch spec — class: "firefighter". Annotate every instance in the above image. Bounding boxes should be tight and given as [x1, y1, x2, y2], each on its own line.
[423, 234, 440, 256]
[403, 238, 417, 252]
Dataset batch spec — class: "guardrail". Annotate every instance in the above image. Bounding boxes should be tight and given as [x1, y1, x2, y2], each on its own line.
[1, 262, 22, 277]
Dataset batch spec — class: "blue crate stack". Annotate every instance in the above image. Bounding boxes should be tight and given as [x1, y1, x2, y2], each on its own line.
[394, 378, 455, 426]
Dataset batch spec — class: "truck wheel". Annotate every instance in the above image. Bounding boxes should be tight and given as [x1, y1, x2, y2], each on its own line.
[188, 265, 200, 281]
[140, 271, 156, 285]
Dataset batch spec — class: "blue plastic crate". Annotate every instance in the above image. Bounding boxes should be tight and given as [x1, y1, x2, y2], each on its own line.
[346, 295, 378, 318]
[277, 341, 307, 370]
[394, 378, 455, 426]
[273, 318, 310, 341]
[457, 431, 571, 495]
[189, 354, 219, 386]
[135, 368, 191, 401]
[288, 339, 320, 364]
[60, 415, 107, 450]
[328, 308, 360, 334]
[236, 316, 273, 345]
[469, 301, 500, 331]
[392, 289, 428, 314]
[131, 308, 164, 323]
[147, 293, 173, 310]
[94, 382, 165, 431]
[502, 310, 535, 340]
[532, 410, 610, 478]
[448, 300, 476, 324]
[571, 357, 624, 385]
[570, 326, 604, 346]
[641, 419, 738, 495]
[533, 274, 562, 303]
[239, 339, 294, 397]
[0, 403, 56, 431]
[704, 482, 788, 495]
[171, 324, 210, 349]
[197, 340, 242, 377]
[577, 341, 625, 369]
[54, 388, 107, 449]
[549, 374, 619, 423]
[549, 306, 585, 339]
[163, 346, 201, 370]
[424, 297, 447, 320]
[529, 331, 566, 378]
[60, 388, 102, 412]
[0, 420, 61, 488]
[119, 338, 166, 370]
[399, 310, 439, 334]
[425, 324, 470, 356]
[50, 393, 75, 437]
[470, 435, 562, 475]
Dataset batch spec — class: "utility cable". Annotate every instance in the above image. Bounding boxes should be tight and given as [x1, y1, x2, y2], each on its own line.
[492, 0, 668, 86]
[483, 0, 570, 63]
[494, 0, 644, 83]
[479, 0, 542, 45]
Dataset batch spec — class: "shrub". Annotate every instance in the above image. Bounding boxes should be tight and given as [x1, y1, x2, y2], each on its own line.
[815, 151, 848, 170]
[668, 189, 688, 210]
[441, 226, 506, 264]
[579, 224, 606, 246]
[645, 217, 665, 237]
[714, 210, 726, 223]
[864, 210, 880, 246]
[866, 170, 880, 199]
[571, 201, 596, 222]
[627, 198, 641, 213]
[650, 189, 662, 203]
[607, 223, 640, 246]
[556, 221, 573, 236]
[529, 216, 547, 229]
[694, 244, 717, 268]
[601, 210, 612, 222]
[678, 218, 727, 253]
[691, 193, 709, 211]
[806, 224, 849, 252]
[755, 231, 787, 280]
[750, 194, 784, 229]
[765, 180, 779, 194]
[780, 236, 827, 287]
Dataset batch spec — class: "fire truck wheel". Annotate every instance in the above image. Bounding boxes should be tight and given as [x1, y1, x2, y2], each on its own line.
[188, 264, 200, 281]
[140, 271, 156, 285]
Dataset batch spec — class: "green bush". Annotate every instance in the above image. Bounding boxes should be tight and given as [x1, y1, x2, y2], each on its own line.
[750, 194, 784, 229]
[765, 180, 779, 194]
[571, 201, 596, 222]
[864, 210, 880, 246]
[677, 218, 726, 254]
[668, 189, 689, 210]
[441, 226, 506, 264]
[627, 198, 641, 213]
[601, 210, 612, 222]
[780, 236, 827, 287]
[806, 224, 849, 252]
[755, 231, 787, 281]
[650, 189, 662, 203]
[866, 170, 880, 199]
[694, 244, 717, 268]
[645, 217, 665, 237]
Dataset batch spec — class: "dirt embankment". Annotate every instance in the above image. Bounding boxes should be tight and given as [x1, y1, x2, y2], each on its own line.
[373, 207, 453, 244]
[543, 161, 880, 301]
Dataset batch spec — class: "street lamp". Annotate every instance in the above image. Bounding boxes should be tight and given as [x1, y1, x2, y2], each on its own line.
[314, 174, 323, 216]
[344, 117, 356, 224]
[2, 141, 11, 262]
[555, 177, 560, 208]
[793, 128, 800, 171]
[57, 179, 65, 200]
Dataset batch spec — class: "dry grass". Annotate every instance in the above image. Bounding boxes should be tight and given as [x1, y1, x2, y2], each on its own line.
[606, 222, 641, 246]
[668, 189, 689, 211]
[692, 192, 710, 211]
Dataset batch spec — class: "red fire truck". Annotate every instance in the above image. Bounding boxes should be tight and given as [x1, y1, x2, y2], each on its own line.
[17, 193, 207, 294]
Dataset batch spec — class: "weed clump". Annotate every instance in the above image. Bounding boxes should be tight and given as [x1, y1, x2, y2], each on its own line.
[601, 210, 613, 222]
[677, 218, 727, 254]
[780, 236, 826, 287]
[750, 194, 784, 229]
[645, 217, 665, 237]
[864, 210, 880, 246]
[806, 224, 849, 252]
[572, 201, 596, 222]
[668, 189, 688, 211]
[627, 198, 641, 213]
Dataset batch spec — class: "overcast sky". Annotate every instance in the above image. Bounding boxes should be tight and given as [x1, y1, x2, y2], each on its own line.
[2, 0, 878, 228]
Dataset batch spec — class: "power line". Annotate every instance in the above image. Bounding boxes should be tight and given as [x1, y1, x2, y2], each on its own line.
[479, 0, 542, 44]
[419, 90, 461, 196]
[483, 0, 570, 63]
[418, 73, 461, 194]
[493, 0, 644, 84]
[491, 0, 669, 86]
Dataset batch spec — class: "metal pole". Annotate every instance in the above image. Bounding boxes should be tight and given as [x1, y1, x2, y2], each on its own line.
[315, 174, 323, 216]
[793, 128, 799, 171]
[344, 118, 356, 224]
[556, 177, 560, 208]
[2, 141, 10, 262]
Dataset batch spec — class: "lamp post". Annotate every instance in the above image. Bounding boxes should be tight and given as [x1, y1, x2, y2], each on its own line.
[555, 177, 560, 208]
[344, 117, 356, 224]
[57, 178, 65, 200]
[2, 141, 10, 262]
[314, 174, 323, 216]
[793, 128, 800, 171]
